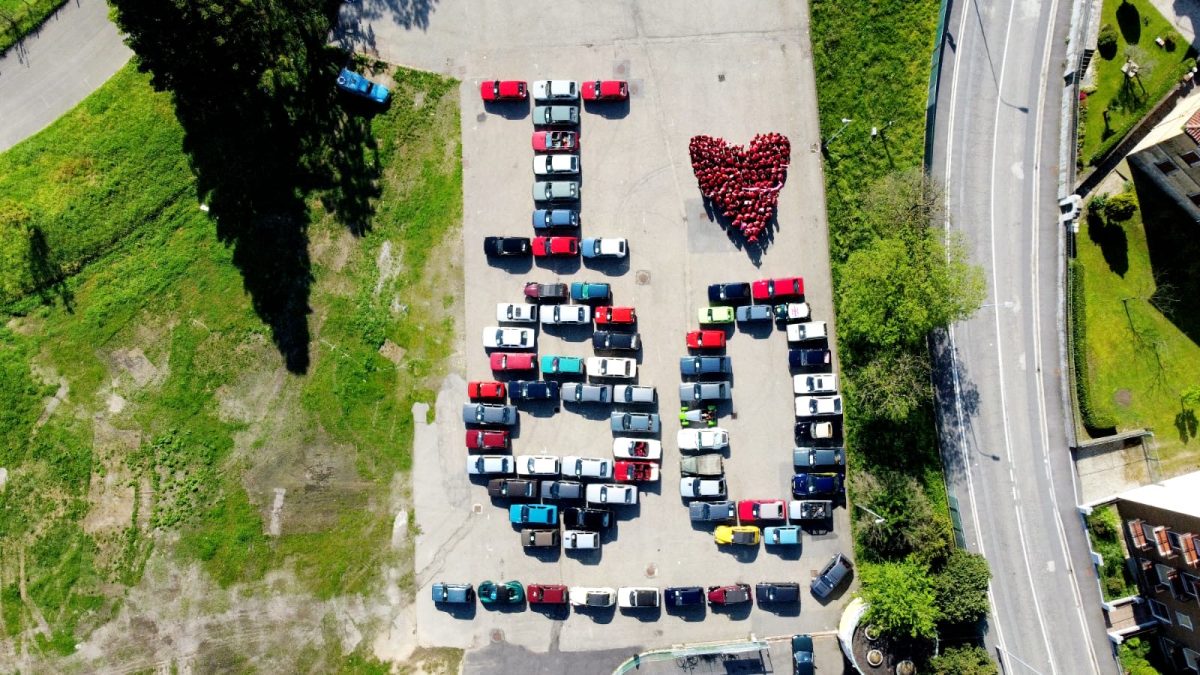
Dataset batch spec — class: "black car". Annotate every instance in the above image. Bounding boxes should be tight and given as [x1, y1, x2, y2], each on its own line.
[487, 478, 537, 499]
[794, 419, 842, 444]
[664, 586, 705, 608]
[592, 330, 641, 351]
[792, 447, 845, 471]
[484, 236, 532, 256]
[811, 553, 853, 599]
[707, 282, 751, 304]
[524, 282, 569, 302]
[509, 380, 561, 402]
[679, 355, 733, 377]
[755, 582, 800, 604]
[563, 507, 611, 529]
[788, 348, 832, 369]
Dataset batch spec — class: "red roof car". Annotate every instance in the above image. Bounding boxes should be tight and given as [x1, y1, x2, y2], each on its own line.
[489, 352, 536, 371]
[527, 584, 569, 604]
[614, 461, 660, 482]
[751, 277, 804, 301]
[532, 236, 579, 257]
[707, 583, 752, 605]
[581, 80, 629, 101]
[737, 499, 787, 522]
[480, 80, 528, 101]
[467, 381, 507, 400]
[465, 429, 508, 451]
[531, 130, 579, 153]
[595, 306, 636, 325]
[686, 330, 727, 350]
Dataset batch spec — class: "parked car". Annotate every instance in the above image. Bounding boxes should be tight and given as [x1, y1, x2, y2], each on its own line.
[585, 483, 638, 506]
[794, 420, 837, 443]
[508, 503, 558, 525]
[533, 154, 580, 175]
[461, 403, 518, 426]
[614, 460, 659, 482]
[791, 472, 845, 498]
[679, 381, 732, 402]
[561, 456, 613, 480]
[593, 330, 641, 351]
[569, 587, 616, 607]
[533, 181, 580, 202]
[509, 380, 560, 403]
[793, 373, 838, 394]
[466, 429, 509, 451]
[680, 453, 724, 476]
[788, 499, 833, 521]
[679, 356, 732, 377]
[561, 382, 611, 403]
[789, 348, 832, 369]
[737, 499, 786, 521]
[570, 281, 611, 301]
[764, 526, 802, 546]
[664, 586, 706, 608]
[677, 427, 729, 451]
[680, 477, 727, 499]
[581, 237, 627, 258]
[786, 321, 828, 342]
[533, 105, 580, 126]
[563, 530, 600, 550]
[811, 553, 853, 599]
[467, 381, 506, 400]
[792, 447, 845, 471]
[532, 209, 579, 229]
[523, 281, 569, 301]
[540, 480, 583, 500]
[774, 302, 811, 322]
[735, 304, 773, 322]
[751, 276, 804, 300]
[516, 455, 560, 476]
[612, 438, 662, 459]
[794, 395, 843, 417]
[714, 525, 761, 546]
[792, 634, 816, 675]
[540, 304, 591, 325]
[532, 79, 579, 100]
[336, 68, 389, 103]
[588, 357, 636, 379]
[479, 79, 527, 101]
[594, 306, 636, 325]
[686, 330, 726, 350]
[483, 236, 531, 256]
[618, 587, 660, 609]
[707, 282, 751, 304]
[531, 236, 579, 257]
[482, 326, 535, 349]
[541, 355, 586, 376]
[479, 579, 524, 605]
[688, 500, 736, 522]
[698, 306, 735, 324]
[563, 507, 611, 530]
[489, 352, 536, 372]
[522, 528, 560, 548]
[431, 582, 474, 604]
[581, 79, 628, 100]
[610, 412, 660, 433]
[527, 584, 568, 604]
[755, 582, 801, 604]
[466, 455, 514, 475]
[531, 130, 578, 152]
[612, 384, 656, 404]
[707, 583, 752, 605]
[487, 478, 536, 499]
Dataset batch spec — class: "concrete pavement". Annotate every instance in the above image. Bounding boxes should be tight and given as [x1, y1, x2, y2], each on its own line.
[0, 0, 131, 152]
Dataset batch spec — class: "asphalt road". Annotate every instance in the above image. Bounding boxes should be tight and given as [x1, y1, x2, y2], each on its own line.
[929, 0, 1116, 672]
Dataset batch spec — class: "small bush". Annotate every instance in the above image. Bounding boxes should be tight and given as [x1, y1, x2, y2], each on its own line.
[1098, 24, 1119, 58]
[1105, 192, 1138, 221]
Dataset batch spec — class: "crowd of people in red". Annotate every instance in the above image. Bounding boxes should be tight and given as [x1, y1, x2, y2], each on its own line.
[688, 133, 791, 243]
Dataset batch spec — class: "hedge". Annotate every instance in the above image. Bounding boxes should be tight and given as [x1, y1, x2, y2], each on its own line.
[1070, 259, 1118, 432]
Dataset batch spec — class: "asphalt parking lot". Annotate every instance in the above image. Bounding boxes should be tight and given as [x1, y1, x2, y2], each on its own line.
[342, 0, 855, 660]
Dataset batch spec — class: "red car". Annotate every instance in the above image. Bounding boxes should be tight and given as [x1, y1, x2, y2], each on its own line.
[581, 80, 629, 101]
[480, 80, 528, 101]
[707, 583, 752, 605]
[614, 461, 660, 482]
[467, 381, 506, 400]
[595, 306, 636, 325]
[465, 429, 508, 451]
[751, 277, 804, 301]
[531, 130, 579, 153]
[532, 236, 579, 257]
[686, 330, 726, 350]
[737, 499, 787, 522]
[528, 584, 569, 604]
[490, 352, 536, 371]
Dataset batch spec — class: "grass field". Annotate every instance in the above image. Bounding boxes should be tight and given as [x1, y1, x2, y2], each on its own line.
[1079, 0, 1195, 165]
[0, 0, 65, 55]
[0, 62, 462, 667]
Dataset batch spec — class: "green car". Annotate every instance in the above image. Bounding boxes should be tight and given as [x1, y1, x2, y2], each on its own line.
[541, 354, 585, 375]
[698, 306, 735, 324]
[479, 579, 525, 605]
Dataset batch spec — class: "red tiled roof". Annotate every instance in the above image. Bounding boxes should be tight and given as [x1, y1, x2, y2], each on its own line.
[1185, 108, 1200, 144]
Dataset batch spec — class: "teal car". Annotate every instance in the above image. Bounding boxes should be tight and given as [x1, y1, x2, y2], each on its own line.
[570, 281, 611, 301]
[541, 355, 585, 375]
[509, 503, 558, 525]
[479, 580, 525, 605]
[698, 306, 735, 324]
[764, 525, 802, 546]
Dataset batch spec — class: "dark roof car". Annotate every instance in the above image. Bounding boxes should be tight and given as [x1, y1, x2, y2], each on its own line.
[480, 79, 527, 101]
[540, 480, 583, 500]
[755, 582, 800, 604]
[688, 501, 736, 522]
[570, 281, 611, 301]
[788, 348, 832, 369]
[811, 553, 853, 599]
[792, 634, 815, 675]
[563, 507, 611, 529]
[679, 356, 733, 377]
[523, 282, 569, 301]
[532, 209, 579, 229]
[792, 447, 845, 470]
[792, 472, 845, 498]
[664, 586, 705, 608]
[487, 478, 537, 499]
[592, 330, 641, 351]
[707, 583, 752, 605]
[431, 582, 474, 604]
[508, 380, 561, 402]
[522, 528, 560, 548]
[483, 236, 531, 256]
[461, 403, 518, 426]
[479, 579, 525, 605]
[707, 282, 751, 304]
[794, 420, 840, 443]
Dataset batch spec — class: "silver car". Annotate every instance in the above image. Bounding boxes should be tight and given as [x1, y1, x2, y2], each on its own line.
[533, 180, 580, 202]
[540, 480, 584, 500]
[461, 403, 518, 426]
[610, 412, 660, 433]
[561, 383, 613, 404]
[533, 105, 580, 125]
[679, 381, 732, 402]
[735, 304, 773, 322]
[612, 384, 656, 404]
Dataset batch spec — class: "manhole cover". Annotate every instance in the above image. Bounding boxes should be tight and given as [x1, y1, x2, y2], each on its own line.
[472, 503, 483, 514]
[635, 270, 651, 285]
[646, 562, 658, 578]
[491, 629, 504, 643]
[476, 112, 486, 123]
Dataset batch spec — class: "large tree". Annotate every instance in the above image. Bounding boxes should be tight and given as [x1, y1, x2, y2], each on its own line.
[860, 559, 940, 639]
[933, 549, 992, 624]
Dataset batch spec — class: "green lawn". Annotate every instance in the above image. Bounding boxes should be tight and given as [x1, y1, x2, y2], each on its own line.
[0, 62, 462, 659]
[1079, 0, 1195, 165]
[0, 0, 65, 55]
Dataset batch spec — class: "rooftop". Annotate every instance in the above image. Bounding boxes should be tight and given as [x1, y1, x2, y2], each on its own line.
[1130, 88, 1200, 154]
[1117, 470, 1200, 518]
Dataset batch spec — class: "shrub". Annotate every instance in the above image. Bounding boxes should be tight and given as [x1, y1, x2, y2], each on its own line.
[1098, 24, 1119, 58]
[860, 559, 940, 639]
[1104, 192, 1138, 221]
[933, 550, 992, 625]
[930, 646, 998, 675]
[1070, 260, 1119, 432]
[1087, 505, 1120, 541]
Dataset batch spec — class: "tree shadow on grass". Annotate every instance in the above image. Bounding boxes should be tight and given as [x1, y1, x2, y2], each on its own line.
[1175, 408, 1197, 443]
[1085, 212, 1129, 276]
[1117, 1, 1141, 45]
[26, 225, 74, 311]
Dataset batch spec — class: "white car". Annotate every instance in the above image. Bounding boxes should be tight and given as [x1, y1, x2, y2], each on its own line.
[586, 483, 639, 506]
[482, 326, 535, 349]
[541, 305, 591, 325]
[496, 303, 538, 323]
[533, 80, 580, 101]
[516, 455, 560, 476]
[533, 154, 579, 175]
[677, 428, 730, 451]
[569, 586, 616, 607]
[793, 373, 838, 394]
[581, 237, 628, 259]
[612, 438, 663, 460]
[466, 455, 514, 475]
[679, 477, 727, 499]
[786, 320, 827, 342]
[561, 456, 614, 480]
[795, 395, 843, 417]
[563, 530, 600, 550]
[618, 587, 660, 608]
[777, 303, 811, 322]
[587, 357, 637, 379]
[612, 384, 656, 404]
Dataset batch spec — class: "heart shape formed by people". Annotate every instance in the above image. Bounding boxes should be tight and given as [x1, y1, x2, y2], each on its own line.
[688, 133, 791, 243]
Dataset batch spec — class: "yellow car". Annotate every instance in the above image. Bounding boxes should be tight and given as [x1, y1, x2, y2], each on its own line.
[714, 525, 761, 546]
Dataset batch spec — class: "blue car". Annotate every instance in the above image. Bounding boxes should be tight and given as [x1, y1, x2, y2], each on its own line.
[509, 503, 558, 525]
[570, 281, 611, 301]
[532, 209, 580, 229]
[664, 586, 705, 608]
[336, 68, 390, 104]
[763, 525, 801, 546]
[791, 472, 844, 498]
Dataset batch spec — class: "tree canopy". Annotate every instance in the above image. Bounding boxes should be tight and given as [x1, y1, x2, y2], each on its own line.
[860, 559, 940, 639]
[929, 646, 998, 675]
[934, 549, 992, 624]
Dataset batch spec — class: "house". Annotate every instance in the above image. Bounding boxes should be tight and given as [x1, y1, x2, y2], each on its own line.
[1115, 470, 1200, 671]
[1128, 99, 1200, 223]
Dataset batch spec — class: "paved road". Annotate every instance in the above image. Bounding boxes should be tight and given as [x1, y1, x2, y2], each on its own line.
[929, 0, 1116, 672]
[0, 0, 130, 152]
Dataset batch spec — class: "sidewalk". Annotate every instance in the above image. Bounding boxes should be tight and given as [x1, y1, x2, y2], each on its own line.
[1148, 0, 1200, 46]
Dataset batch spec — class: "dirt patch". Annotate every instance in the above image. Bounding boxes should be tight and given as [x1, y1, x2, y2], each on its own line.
[379, 339, 407, 366]
[5, 315, 43, 336]
[82, 420, 143, 537]
[215, 337, 287, 425]
[109, 347, 163, 389]
[1113, 388, 1133, 407]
